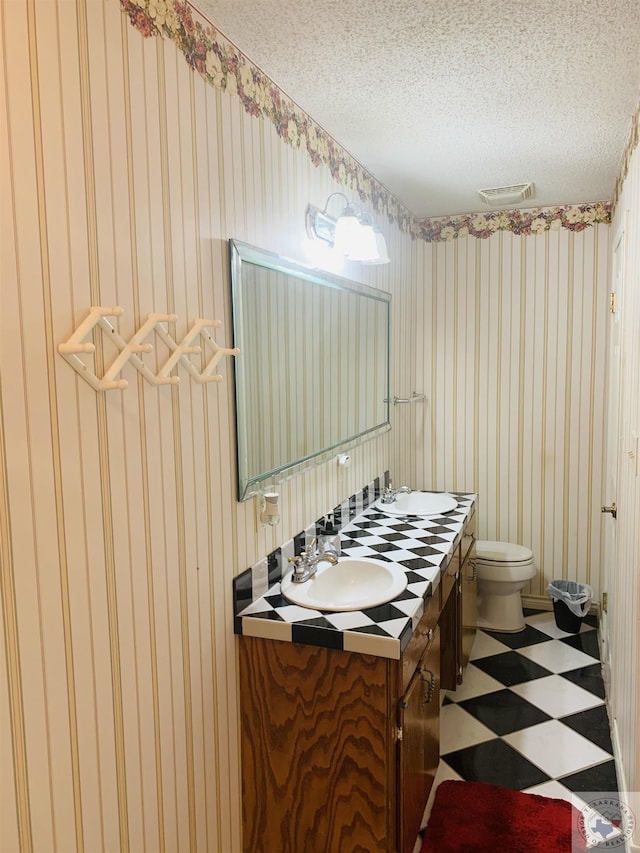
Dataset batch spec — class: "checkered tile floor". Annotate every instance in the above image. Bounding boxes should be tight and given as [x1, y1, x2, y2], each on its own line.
[414, 608, 616, 852]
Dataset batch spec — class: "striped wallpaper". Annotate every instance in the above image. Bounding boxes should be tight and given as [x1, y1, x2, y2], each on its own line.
[394, 225, 610, 601]
[2, 0, 637, 850]
[0, 1, 397, 850]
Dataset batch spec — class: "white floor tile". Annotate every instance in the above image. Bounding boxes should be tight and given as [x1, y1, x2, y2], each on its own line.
[439, 703, 495, 754]
[444, 663, 504, 702]
[469, 630, 511, 660]
[523, 779, 580, 803]
[511, 674, 603, 717]
[518, 638, 597, 673]
[504, 719, 611, 778]
[525, 611, 596, 639]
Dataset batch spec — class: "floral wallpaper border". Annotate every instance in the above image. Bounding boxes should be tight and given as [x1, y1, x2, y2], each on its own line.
[612, 102, 640, 212]
[121, 0, 616, 241]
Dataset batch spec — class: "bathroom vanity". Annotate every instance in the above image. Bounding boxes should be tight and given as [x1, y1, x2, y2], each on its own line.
[235, 497, 477, 853]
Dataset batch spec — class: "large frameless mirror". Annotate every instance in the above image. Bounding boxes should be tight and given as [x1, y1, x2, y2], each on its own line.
[230, 240, 391, 500]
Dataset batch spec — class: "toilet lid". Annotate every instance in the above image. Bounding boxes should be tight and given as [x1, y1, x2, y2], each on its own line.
[476, 539, 533, 562]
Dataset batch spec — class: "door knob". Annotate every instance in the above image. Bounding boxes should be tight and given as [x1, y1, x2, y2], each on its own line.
[601, 502, 617, 519]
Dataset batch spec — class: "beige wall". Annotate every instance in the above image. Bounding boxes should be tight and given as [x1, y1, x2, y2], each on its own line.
[0, 2, 399, 850]
[395, 225, 610, 600]
[2, 0, 636, 851]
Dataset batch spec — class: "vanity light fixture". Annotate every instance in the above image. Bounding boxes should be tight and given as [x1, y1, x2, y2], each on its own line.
[305, 192, 390, 264]
[365, 226, 390, 266]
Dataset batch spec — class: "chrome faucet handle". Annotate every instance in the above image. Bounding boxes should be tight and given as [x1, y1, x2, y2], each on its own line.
[288, 552, 310, 580]
[288, 545, 338, 583]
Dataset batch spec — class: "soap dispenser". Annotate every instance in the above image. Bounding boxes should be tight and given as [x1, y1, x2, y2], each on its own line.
[317, 518, 341, 558]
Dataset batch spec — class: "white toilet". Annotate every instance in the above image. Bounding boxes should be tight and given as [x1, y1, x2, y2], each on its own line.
[475, 540, 536, 632]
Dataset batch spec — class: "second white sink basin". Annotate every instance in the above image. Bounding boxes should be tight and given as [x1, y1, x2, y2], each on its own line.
[280, 556, 408, 611]
[375, 491, 458, 516]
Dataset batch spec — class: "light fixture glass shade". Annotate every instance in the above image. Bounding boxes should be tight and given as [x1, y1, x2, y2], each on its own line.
[362, 229, 390, 265]
[332, 211, 361, 256]
[307, 194, 391, 264]
[347, 223, 378, 261]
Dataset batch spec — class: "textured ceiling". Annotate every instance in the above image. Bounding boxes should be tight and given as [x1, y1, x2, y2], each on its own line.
[194, 0, 640, 217]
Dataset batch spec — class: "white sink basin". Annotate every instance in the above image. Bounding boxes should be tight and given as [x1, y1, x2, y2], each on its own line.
[375, 491, 458, 516]
[280, 556, 408, 611]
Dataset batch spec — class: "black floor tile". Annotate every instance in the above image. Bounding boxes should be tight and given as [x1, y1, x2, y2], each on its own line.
[458, 688, 552, 736]
[561, 664, 606, 699]
[560, 705, 614, 754]
[472, 650, 552, 686]
[483, 625, 551, 649]
[560, 630, 601, 660]
[442, 738, 550, 790]
[559, 760, 618, 794]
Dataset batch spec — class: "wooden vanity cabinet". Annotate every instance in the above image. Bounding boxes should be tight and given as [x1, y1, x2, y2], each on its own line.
[237, 509, 477, 853]
[238, 593, 441, 853]
[239, 636, 397, 852]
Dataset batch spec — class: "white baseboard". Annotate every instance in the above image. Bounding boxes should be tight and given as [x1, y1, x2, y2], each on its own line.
[599, 677, 638, 852]
[521, 595, 554, 612]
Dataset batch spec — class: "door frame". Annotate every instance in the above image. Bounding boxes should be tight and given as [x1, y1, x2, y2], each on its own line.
[601, 214, 626, 688]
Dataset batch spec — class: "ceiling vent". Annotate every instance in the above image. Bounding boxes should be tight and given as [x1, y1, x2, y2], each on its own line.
[478, 182, 534, 207]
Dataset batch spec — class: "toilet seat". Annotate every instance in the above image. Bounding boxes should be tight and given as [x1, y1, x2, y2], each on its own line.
[476, 540, 533, 563]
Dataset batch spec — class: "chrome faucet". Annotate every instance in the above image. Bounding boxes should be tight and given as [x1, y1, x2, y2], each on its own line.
[288, 539, 339, 584]
[380, 483, 412, 503]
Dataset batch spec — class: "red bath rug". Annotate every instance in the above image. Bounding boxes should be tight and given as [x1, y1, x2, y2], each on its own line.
[420, 780, 586, 853]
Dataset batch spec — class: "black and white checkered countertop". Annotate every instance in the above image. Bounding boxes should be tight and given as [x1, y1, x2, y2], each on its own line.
[234, 493, 477, 660]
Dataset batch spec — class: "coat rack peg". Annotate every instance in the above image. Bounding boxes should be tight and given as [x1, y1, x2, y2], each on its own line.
[153, 321, 199, 382]
[58, 306, 124, 356]
[121, 313, 179, 386]
[186, 318, 240, 384]
[98, 313, 155, 389]
[154, 318, 240, 384]
[58, 306, 129, 389]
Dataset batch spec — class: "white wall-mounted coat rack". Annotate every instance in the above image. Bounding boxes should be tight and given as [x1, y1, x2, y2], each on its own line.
[58, 306, 239, 391]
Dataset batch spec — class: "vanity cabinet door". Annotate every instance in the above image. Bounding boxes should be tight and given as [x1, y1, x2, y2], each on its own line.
[397, 624, 440, 853]
[400, 592, 440, 692]
[439, 548, 460, 691]
[239, 637, 395, 853]
[439, 546, 459, 610]
[460, 514, 477, 678]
